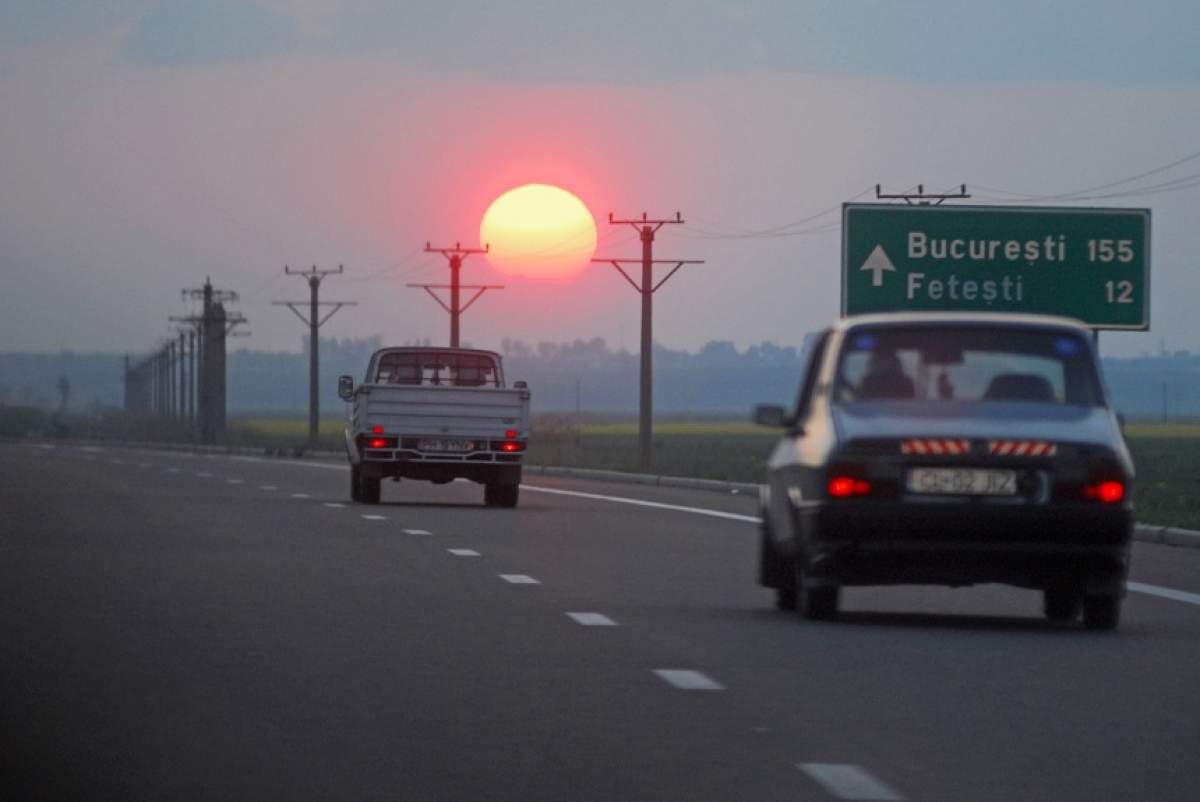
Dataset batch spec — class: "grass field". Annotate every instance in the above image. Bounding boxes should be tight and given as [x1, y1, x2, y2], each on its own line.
[228, 415, 1199, 530]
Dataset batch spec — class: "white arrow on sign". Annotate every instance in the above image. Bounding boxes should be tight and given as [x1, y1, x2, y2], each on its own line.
[860, 244, 895, 287]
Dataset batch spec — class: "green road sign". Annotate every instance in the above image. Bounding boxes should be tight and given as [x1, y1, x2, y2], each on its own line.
[842, 204, 1150, 329]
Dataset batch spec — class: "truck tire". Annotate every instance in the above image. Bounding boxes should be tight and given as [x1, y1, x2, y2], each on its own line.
[485, 483, 519, 508]
[350, 465, 362, 503]
[360, 474, 381, 505]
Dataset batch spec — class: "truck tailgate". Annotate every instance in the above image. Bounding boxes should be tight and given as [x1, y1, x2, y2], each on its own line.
[356, 386, 529, 437]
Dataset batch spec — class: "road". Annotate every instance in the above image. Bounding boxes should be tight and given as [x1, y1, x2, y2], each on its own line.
[2, 442, 1198, 801]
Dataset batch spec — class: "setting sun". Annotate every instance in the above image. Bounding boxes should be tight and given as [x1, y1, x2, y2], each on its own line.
[480, 184, 598, 279]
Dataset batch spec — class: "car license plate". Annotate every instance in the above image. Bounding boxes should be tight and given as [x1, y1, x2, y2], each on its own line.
[906, 468, 1017, 496]
[418, 438, 475, 452]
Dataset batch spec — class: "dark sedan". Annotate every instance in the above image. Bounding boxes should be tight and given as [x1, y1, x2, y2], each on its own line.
[754, 312, 1134, 629]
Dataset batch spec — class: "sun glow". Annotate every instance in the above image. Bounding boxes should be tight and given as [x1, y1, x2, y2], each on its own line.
[480, 184, 598, 279]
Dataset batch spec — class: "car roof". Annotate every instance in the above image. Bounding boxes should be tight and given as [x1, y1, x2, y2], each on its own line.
[834, 312, 1093, 335]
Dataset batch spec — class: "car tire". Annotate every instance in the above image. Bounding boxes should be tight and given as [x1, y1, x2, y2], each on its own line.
[795, 564, 839, 621]
[350, 464, 362, 503]
[485, 483, 518, 508]
[1043, 589, 1082, 622]
[360, 474, 381, 505]
[1082, 594, 1121, 631]
[759, 521, 797, 610]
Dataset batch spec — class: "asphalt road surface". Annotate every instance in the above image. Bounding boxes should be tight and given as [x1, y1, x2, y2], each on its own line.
[3, 442, 1199, 801]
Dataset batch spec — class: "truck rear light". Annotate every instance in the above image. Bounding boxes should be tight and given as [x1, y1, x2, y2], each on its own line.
[358, 435, 397, 450]
[372, 425, 384, 434]
[1083, 480, 1125, 504]
[505, 429, 517, 439]
[490, 440, 526, 453]
[828, 476, 872, 498]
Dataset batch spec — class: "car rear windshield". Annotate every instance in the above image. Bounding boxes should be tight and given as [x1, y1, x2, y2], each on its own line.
[834, 325, 1103, 406]
[371, 351, 502, 387]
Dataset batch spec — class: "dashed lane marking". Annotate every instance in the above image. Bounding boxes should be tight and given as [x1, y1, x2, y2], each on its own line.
[195, 472, 212, 478]
[1127, 581, 1200, 606]
[797, 764, 904, 801]
[361, 514, 387, 521]
[403, 528, 433, 536]
[166, 468, 181, 474]
[291, 493, 310, 499]
[110, 459, 124, 465]
[652, 669, 724, 690]
[226, 479, 244, 485]
[137, 462, 150, 468]
[499, 574, 540, 584]
[323, 502, 346, 508]
[260, 485, 277, 490]
[447, 549, 481, 557]
[566, 612, 617, 626]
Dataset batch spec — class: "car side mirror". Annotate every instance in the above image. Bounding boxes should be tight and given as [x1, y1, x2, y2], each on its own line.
[514, 380, 528, 389]
[753, 404, 788, 428]
[337, 375, 354, 401]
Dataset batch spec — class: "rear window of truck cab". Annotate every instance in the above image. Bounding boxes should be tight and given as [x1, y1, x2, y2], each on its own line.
[833, 325, 1103, 406]
[372, 352, 501, 387]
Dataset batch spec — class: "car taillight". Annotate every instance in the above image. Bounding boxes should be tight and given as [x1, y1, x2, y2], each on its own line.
[828, 476, 872, 498]
[1083, 480, 1125, 504]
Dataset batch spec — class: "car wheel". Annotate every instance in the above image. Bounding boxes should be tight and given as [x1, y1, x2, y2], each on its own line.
[350, 465, 362, 503]
[485, 483, 519, 508]
[1043, 589, 1082, 622]
[795, 563, 839, 621]
[360, 474, 381, 505]
[1082, 594, 1121, 631]
[759, 521, 797, 610]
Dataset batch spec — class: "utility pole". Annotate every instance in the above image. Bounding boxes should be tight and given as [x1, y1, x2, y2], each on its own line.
[592, 212, 703, 470]
[411, 242, 502, 348]
[273, 265, 355, 448]
[875, 183, 970, 206]
[180, 278, 246, 444]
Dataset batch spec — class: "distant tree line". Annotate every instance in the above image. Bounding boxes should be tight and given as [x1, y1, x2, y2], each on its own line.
[2, 338, 1200, 418]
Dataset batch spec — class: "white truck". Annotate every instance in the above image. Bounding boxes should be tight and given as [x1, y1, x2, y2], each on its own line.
[338, 347, 530, 507]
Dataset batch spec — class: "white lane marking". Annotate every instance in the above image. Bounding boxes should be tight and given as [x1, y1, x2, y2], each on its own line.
[499, 574, 540, 584]
[652, 669, 724, 691]
[566, 612, 617, 626]
[403, 528, 433, 536]
[323, 502, 346, 509]
[260, 485, 277, 490]
[231, 456, 263, 463]
[35, 444, 57, 450]
[81, 446, 103, 453]
[1128, 581, 1200, 606]
[798, 764, 904, 801]
[448, 549, 481, 557]
[196, 472, 212, 478]
[84, 455, 97, 461]
[183, 457, 1200, 610]
[361, 514, 387, 521]
[226, 479, 244, 485]
[137, 462, 150, 468]
[166, 467, 181, 474]
[110, 459, 124, 465]
[291, 493, 310, 499]
[521, 484, 761, 523]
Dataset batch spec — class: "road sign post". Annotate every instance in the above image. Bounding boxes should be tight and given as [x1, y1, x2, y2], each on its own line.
[842, 204, 1150, 329]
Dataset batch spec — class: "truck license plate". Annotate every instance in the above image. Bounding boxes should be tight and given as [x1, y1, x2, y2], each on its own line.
[419, 438, 475, 452]
[906, 468, 1017, 496]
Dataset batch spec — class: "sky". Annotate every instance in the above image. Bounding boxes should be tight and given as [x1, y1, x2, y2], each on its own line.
[2, 1, 1199, 359]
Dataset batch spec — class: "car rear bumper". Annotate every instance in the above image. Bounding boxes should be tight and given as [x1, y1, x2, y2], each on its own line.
[799, 502, 1132, 591]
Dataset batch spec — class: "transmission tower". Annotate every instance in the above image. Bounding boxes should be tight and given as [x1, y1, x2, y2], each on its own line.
[875, 184, 971, 206]
[410, 242, 503, 348]
[592, 212, 703, 470]
[273, 265, 356, 448]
